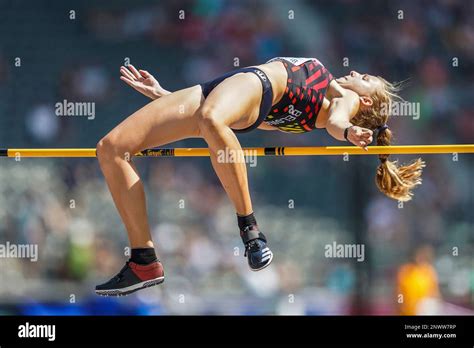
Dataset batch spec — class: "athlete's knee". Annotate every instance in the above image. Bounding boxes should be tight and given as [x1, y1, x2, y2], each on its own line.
[96, 136, 113, 163]
[96, 133, 127, 164]
[197, 104, 225, 132]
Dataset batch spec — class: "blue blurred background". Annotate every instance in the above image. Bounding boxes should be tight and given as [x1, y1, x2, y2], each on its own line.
[0, 0, 472, 315]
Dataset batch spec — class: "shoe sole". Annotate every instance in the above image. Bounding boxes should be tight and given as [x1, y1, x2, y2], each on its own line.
[249, 251, 274, 272]
[95, 276, 165, 297]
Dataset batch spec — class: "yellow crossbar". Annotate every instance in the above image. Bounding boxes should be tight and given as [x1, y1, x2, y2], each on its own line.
[1, 145, 473, 158]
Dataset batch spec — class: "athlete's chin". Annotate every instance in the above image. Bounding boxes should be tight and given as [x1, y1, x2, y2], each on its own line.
[336, 80, 356, 92]
[335, 76, 350, 85]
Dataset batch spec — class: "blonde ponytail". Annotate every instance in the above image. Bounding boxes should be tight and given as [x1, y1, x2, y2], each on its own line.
[375, 127, 425, 202]
[349, 77, 425, 201]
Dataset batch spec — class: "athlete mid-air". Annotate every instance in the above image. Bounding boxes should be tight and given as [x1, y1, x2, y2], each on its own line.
[94, 57, 424, 296]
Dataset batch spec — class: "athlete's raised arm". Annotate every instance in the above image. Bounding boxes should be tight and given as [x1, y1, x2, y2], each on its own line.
[119, 64, 172, 100]
[326, 90, 373, 150]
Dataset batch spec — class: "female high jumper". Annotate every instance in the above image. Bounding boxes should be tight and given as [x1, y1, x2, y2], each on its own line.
[95, 57, 425, 296]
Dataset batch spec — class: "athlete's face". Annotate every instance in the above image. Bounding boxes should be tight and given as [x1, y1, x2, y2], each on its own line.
[336, 71, 383, 98]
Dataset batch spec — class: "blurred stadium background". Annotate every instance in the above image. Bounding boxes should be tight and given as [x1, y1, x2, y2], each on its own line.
[0, 0, 472, 315]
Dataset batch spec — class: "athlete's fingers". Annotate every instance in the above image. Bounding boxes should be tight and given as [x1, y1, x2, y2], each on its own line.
[128, 64, 142, 79]
[354, 131, 371, 141]
[355, 128, 370, 140]
[360, 133, 373, 142]
[119, 75, 133, 83]
[124, 66, 138, 80]
[139, 69, 151, 78]
[354, 140, 364, 148]
[360, 131, 373, 141]
[359, 141, 368, 151]
[357, 127, 372, 134]
[361, 128, 373, 136]
[120, 66, 136, 81]
[120, 76, 139, 89]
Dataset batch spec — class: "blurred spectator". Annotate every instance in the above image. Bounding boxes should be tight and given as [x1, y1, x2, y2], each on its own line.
[25, 104, 59, 143]
[396, 245, 441, 315]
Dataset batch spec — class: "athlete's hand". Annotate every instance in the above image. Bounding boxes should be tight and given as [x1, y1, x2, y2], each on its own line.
[347, 125, 373, 151]
[119, 65, 170, 100]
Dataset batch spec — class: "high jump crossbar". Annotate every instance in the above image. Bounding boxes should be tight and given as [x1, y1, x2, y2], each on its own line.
[0, 145, 473, 158]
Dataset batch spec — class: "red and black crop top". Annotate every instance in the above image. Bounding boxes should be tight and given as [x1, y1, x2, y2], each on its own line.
[264, 57, 334, 133]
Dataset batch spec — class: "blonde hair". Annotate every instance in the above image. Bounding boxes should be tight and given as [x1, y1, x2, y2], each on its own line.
[350, 77, 425, 202]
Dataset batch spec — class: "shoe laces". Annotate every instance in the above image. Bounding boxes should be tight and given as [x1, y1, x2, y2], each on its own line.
[113, 261, 130, 281]
[244, 239, 261, 257]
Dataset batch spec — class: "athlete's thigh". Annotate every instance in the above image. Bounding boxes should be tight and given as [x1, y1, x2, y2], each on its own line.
[103, 85, 203, 153]
[203, 72, 263, 129]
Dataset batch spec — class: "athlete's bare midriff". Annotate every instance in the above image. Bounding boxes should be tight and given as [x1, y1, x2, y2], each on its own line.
[252, 61, 288, 106]
[249, 61, 287, 131]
